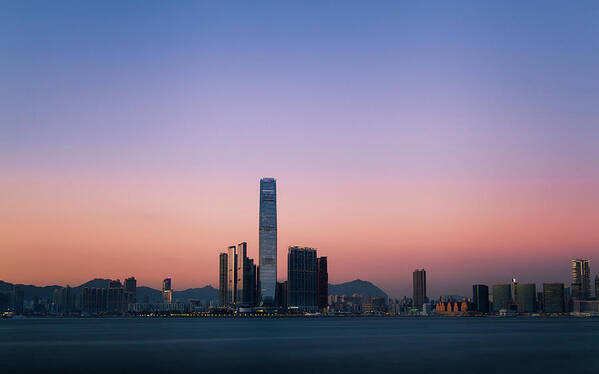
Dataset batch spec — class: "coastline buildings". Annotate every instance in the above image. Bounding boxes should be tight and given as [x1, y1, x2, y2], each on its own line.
[288, 246, 318, 311]
[412, 269, 426, 310]
[596, 275, 599, 299]
[571, 259, 591, 299]
[472, 285, 489, 313]
[259, 178, 277, 306]
[162, 277, 173, 304]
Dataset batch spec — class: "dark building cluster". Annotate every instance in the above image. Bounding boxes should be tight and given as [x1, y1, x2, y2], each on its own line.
[217, 179, 329, 314]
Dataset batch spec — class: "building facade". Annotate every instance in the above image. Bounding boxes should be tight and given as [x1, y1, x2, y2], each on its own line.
[288, 246, 318, 311]
[492, 284, 511, 312]
[472, 284, 489, 313]
[162, 277, 173, 304]
[413, 269, 426, 310]
[236, 242, 257, 307]
[124, 277, 137, 305]
[317, 257, 328, 310]
[515, 283, 537, 313]
[259, 178, 277, 306]
[275, 281, 288, 308]
[227, 245, 237, 305]
[219, 252, 228, 307]
[571, 259, 591, 300]
[543, 283, 565, 313]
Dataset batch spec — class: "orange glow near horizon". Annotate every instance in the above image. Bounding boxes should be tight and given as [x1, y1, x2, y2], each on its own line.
[2, 167, 598, 297]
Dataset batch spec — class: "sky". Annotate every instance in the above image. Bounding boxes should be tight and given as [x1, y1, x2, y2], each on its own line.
[1, 1, 598, 298]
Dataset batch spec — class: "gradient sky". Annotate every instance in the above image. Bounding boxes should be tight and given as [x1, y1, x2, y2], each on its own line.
[1, 1, 598, 297]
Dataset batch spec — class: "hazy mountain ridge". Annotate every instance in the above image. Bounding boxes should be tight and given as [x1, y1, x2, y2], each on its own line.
[0, 279, 219, 303]
[1, 279, 386, 301]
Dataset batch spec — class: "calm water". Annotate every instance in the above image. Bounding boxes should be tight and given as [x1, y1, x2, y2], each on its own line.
[1, 317, 597, 373]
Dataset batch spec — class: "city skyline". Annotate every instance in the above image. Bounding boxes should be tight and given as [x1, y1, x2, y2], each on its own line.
[2, 2, 599, 298]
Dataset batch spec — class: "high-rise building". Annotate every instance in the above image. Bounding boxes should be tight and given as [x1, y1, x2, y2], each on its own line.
[259, 177, 277, 306]
[571, 259, 591, 299]
[413, 269, 426, 310]
[227, 245, 238, 305]
[472, 285, 489, 313]
[288, 246, 318, 311]
[219, 252, 228, 307]
[80, 287, 107, 314]
[236, 242, 257, 307]
[275, 281, 288, 308]
[595, 275, 599, 299]
[124, 277, 136, 305]
[162, 277, 173, 304]
[317, 257, 328, 310]
[492, 284, 511, 312]
[543, 283, 565, 313]
[108, 280, 124, 313]
[515, 283, 537, 313]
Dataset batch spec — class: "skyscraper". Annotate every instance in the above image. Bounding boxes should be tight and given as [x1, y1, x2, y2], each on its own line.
[275, 281, 288, 308]
[288, 246, 318, 311]
[472, 285, 489, 314]
[124, 277, 136, 305]
[317, 257, 328, 310]
[162, 277, 173, 304]
[108, 280, 124, 313]
[543, 283, 565, 313]
[515, 283, 537, 313]
[492, 284, 511, 312]
[259, 178, 277, 305]
[595, 275, 599, 299]
[571, 259, 591, 299]
[412, 269, 426, 310]
[236, 242, 257, 307]
[227, 245, 238, 305]
[219, 252, 228, 307]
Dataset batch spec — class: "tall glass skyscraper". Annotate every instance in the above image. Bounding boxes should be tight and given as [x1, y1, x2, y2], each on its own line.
[259, 178, 277, 305]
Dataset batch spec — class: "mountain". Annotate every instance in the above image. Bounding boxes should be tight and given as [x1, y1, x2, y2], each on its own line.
[328, 279, 388, 298]
[136, 286, 162, 303]
[174, 286, 218, 302]
[76, 278, 110, 289]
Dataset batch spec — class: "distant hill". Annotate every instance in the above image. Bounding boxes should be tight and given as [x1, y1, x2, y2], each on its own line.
[136, 286, 162, 303]
[2, 278, 384, 302]
[76, 278, 110, 289]
[174, 286, 218, 302]
[328, 279, 388, 298]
